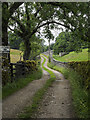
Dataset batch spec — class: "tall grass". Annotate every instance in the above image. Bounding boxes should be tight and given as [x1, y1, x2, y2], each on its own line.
[47, 62, 89, 118]
[2, 67, 42, 99]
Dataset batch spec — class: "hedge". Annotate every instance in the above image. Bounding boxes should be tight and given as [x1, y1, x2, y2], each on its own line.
[1, 57, 38, 86]
[17, 60, 37, 73]
[68, 61, 90, 90]
[1, 57, 11, 86]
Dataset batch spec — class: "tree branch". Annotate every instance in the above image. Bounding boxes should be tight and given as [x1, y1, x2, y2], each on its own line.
[47, 2, 78, 17]
[38, 20, 72, 31]
[11, 16, 25, 33]
[30, 20, 73, 38]
[8, 25, 23, 37]
[9, 2, 23, 18]
[34, 4, 42, 18]
[25, 3, 30, 26]
[8, 26, 15, 32]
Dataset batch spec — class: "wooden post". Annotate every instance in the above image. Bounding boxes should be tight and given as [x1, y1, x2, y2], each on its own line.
[10, 63, 13, 82]
[48, 39, 51, 63]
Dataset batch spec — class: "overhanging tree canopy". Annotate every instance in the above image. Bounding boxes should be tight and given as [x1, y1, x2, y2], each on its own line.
[2, 2, 89, 60]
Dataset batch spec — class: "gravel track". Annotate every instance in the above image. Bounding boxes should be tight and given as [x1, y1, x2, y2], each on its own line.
[2, 57, 50, 118]
[33, 55, 75, 118]
[2, 55, 75, 118]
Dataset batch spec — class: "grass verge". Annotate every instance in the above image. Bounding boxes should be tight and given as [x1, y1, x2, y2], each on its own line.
[47, 62, 89, 118]
[53, 48, 89, 62]
[19, 55, 56, 118]
[2, 67, 42, 99]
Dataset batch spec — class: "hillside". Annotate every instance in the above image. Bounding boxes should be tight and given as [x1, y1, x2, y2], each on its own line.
[53, 48, 89, 62]
[10, 49, 23, 63]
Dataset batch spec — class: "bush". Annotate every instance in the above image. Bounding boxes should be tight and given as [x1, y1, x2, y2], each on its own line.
[68, 61, 90, 90]
[1, 57, 11, 86]
[25, 60, 37, 72]
[17, 60, 38, 74]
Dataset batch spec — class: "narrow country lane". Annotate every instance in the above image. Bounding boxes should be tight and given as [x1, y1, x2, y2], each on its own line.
[2, 57, 50, 118]
[2, 55, 75, 118]
[33, 55, 75, 118]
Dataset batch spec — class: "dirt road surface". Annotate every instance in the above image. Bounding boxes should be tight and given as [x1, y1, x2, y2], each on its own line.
[2, 57, 50, 118]
[33, 55, 75, 118]
[2, 55, 75, 118]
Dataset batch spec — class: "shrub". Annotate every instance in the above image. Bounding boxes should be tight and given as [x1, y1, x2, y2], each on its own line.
[25, 60, 37, 72]
[1, 57, 11, 86]
[17, 60, 37, 74]
[68, 61, 90, 90]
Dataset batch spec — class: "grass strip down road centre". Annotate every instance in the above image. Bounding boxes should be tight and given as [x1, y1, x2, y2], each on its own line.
[19, 55, 56, 118]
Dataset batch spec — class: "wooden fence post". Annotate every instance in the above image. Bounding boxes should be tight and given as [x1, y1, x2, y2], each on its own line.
[10, 63, 13, 82]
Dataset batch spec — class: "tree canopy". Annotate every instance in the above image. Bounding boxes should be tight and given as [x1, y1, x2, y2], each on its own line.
[2, 2, 89, 60]
[53, 32, 88, 55]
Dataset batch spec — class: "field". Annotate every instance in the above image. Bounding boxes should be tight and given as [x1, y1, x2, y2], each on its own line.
[10, 49, 23, 63]
[53, 48, 89, 62]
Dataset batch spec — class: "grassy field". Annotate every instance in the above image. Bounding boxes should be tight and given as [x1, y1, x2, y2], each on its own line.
[53, 48, 89, 62]
[10, 49, 23, 63]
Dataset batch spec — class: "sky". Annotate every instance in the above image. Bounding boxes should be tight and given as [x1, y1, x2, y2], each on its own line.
[39, 25, 65, 46]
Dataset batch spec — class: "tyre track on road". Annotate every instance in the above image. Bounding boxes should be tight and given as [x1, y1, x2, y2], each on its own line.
[33, 55, 75, 118]
[2, 57, 50, 118]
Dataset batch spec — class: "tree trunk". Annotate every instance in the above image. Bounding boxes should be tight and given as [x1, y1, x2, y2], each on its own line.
[48, 39, 51, 62]
[23, 40, 31, 60]
[2, 3, 11, 62]
[2, 3, 8, 46]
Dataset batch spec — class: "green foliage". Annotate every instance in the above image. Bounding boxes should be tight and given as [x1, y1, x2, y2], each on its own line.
[47, 62, 89, 118]
[1, 57, 11, 86]
[7, 2, 89, 60]
[17, 60, 37, 73]
[53, 32, 87, 55]
[30, 37, 42, 60]
[19, 35, 42, 60]
[8, 31, 22, 49]
[2, 67, 42, 99]
[25, 60, 37, 72]
[19, 42, 25, 52]
[68, 61, 90, 90]
[36, 59, 41, 66]
[3, 2, 89, 57]
[53, 48, 89, 62]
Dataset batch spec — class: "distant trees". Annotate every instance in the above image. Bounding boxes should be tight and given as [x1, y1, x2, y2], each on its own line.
[53, 32, 87, 55]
